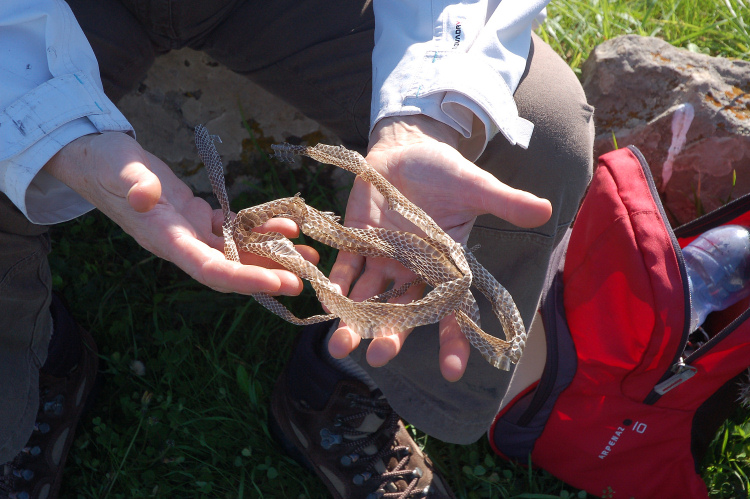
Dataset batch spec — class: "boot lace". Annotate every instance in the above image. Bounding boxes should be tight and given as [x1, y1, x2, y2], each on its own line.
[327, 392, 428, 499]
[0, 432, 43, 499]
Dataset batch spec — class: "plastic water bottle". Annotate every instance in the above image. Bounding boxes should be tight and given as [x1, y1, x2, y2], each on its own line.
[683, 225, 750, 332]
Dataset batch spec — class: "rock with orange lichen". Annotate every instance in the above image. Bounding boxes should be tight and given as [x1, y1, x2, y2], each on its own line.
[582, 35, 750, 225]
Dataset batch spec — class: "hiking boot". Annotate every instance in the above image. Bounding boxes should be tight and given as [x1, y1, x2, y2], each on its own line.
[270, 323, 456, 499]
[0, 295, 99, 499]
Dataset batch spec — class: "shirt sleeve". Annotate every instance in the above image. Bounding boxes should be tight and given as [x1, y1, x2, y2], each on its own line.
[371, 0, 549, 160]
[0, 0, 134, 225]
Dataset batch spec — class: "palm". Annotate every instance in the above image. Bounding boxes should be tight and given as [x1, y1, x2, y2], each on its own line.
[45, 132, 309, 296]
[346, 142, 479, 246]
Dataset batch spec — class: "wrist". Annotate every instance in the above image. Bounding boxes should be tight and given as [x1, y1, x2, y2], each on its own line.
[43, 133, 98, 184]
[369, 115, 461, 153]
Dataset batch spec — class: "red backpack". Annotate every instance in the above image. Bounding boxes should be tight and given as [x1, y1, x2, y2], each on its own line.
[490, 146, 750, 498]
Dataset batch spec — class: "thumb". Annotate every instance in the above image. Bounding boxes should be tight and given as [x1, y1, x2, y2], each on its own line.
[121, 159, 163, 213]
[476, 172, 552, 229]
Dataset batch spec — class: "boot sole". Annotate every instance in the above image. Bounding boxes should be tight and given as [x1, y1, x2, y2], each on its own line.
[267, 408, 315, 473]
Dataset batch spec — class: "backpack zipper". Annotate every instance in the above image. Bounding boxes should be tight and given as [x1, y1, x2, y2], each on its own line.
[639, 147, 750, 404]
[626, 146, 696, 405]
[649, 306, 750, 400]
[653, 360, 697, 395]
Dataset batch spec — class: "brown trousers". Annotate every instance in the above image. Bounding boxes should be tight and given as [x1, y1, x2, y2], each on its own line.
[0, 0, 593, 460]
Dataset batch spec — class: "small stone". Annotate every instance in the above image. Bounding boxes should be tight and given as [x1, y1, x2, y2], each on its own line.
[130, 360, 146, 376]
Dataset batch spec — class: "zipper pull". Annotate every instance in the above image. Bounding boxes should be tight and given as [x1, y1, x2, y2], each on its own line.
[654, 360, 697, 395]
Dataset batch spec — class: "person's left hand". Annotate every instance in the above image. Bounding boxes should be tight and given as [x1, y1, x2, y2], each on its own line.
[327, 115, 552, 381]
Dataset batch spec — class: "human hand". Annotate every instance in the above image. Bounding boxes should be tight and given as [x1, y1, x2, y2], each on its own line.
[327, 116, 551, 381]
[44, 132, 316, 295]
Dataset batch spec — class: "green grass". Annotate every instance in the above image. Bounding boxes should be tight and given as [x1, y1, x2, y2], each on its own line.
[54, 1, 750, 498]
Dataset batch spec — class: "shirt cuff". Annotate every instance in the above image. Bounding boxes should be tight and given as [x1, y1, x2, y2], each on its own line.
[1, 72, 134, 224]
[4, 118, 99, 225]
[371, 52, 534, 161]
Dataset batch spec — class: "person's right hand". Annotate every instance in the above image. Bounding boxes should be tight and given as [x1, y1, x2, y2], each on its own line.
[326, 116, 552, 381]
[44, 132, 315, 295]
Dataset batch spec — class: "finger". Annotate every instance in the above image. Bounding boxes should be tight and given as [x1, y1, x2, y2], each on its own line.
[210, 209, 226, 239]
[240, 244, 320, 268]
[319, 281, 343, 315]
[346, 255, 416, 303]
[211, 212, 300, 239]
[366, 330, 409, 367]
[292, 244, 319, 264]
[204, 231, 226, 253]
[360, 275, 425, 366]
[329, 250, 366, 297]
[123, 161, 163, 213]
[347, 266, 392, 303]
[98, 144, 165, 213]
[255, 218, 300, 237]
[178, 197, 225, 252]
[200, 255, 303, 295]
[478, 175, 553, 229]
[497, 187, 552, 228]
[438, 315, 470, 381]
[328, 324, 361, 359]
[204, 259, 304, 295]
[164, 228, 304, 295]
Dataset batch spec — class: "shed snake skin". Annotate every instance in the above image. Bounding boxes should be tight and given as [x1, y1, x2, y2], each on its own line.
[194, 124, 526, 370]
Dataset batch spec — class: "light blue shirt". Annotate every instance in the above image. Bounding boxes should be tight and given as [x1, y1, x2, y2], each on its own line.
[0, 0, 547, 224]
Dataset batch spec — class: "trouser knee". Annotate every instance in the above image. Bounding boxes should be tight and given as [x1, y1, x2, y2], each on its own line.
[478, 33, 594, 240]
[0, 194, 52, 353]
[0, 194, 53, 463]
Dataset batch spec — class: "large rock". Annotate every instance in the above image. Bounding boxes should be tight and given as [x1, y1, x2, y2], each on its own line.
[117, 48, 339, 197]
[582, 35, 750, 225]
